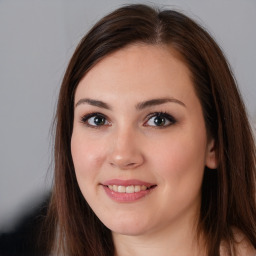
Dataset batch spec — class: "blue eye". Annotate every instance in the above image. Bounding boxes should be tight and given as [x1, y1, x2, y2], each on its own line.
[81, 113, 110, 127]
[145, 112, 176, 127]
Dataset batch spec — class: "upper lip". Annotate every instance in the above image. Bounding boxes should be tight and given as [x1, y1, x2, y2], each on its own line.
[101, 179, 155, 187]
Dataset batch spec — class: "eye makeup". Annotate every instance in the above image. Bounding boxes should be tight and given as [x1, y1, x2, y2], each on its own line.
[79, 110, 177, 130]
[144, 112, 177, 128]
[80, 112, 110, 128]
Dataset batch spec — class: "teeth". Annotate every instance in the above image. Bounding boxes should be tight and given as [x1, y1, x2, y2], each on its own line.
[134, 185, 140, 192]
[118, 186, 126, 193]
[141, 185, 147, 191]
[125, 185, 134, 193]
[107, 184, 149, 193]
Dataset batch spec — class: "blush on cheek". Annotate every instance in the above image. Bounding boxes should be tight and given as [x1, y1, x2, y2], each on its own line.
[71, 140, 106, 174]
[155, 139, 205, 181]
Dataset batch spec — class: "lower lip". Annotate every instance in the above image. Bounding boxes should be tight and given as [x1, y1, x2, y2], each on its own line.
[103, 186, 155, 202]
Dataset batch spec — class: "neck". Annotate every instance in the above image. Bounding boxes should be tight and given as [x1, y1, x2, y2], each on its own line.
[112, 213, 206, 256]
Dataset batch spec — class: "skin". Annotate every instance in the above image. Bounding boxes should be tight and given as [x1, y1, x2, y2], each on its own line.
[71, 44, 217, 256]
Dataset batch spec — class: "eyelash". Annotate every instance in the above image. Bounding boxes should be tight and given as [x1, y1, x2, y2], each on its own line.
[80, 112, 110, 129]
[80, 111, 177, 128]
[144, 112, 177, 128]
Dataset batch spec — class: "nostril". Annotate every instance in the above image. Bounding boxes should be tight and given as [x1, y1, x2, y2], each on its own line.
[127, 162, 136, 166]
[110, 162, 137, 168]
[108, 150, 144, 169]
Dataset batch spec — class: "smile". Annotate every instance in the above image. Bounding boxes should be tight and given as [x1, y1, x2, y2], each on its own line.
[102, 180, 157, 202]
[107, 184, 149, 193]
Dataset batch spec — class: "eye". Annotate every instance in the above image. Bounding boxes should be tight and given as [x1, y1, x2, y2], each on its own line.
[144, 112, 176, 127]
[80, 113, 110, 127]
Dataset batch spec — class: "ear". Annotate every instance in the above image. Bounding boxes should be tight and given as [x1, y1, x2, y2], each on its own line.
[205, 138, 218, 169]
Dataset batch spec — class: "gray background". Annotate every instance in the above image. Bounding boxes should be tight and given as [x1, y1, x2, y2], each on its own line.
[0, 0, 255, 231]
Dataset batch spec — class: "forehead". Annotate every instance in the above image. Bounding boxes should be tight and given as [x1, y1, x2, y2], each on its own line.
[75, 44, 195, 103]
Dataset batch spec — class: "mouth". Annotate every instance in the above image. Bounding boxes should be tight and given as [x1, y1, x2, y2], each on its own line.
[101, 179, 157, 202]
[106, 184, 156, 193]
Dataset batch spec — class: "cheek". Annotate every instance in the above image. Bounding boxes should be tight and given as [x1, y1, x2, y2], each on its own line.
[71, 133, 106, 180]
[152, 129, 207, 183]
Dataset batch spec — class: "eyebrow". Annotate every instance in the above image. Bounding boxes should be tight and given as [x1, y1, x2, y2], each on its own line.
[75, 97, 186, 110]
[75, 98, 111, 109]
[135, 97, 186, 110]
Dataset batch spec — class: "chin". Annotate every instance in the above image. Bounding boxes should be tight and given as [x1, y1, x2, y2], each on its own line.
[110, 226, 147, 236]
[102, 217, 151, 236]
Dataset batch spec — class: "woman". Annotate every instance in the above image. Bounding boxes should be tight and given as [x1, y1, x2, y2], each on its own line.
[45, 4, 256, 256]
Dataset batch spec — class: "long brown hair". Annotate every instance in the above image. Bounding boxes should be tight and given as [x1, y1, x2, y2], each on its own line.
[45, 4, 256, 256]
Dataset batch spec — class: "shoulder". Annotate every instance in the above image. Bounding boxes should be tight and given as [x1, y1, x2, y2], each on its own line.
[220, 228, 256, 256]
[232, 228, 256, 256]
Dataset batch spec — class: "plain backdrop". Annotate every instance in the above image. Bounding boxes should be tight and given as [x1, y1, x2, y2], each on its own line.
[0, 0, 256, 231]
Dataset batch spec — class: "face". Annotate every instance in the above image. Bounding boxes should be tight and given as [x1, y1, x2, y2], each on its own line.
[71, 44, 217, 237]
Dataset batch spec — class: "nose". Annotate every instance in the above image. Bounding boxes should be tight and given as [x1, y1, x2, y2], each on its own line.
[108, 128, 144, 170]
